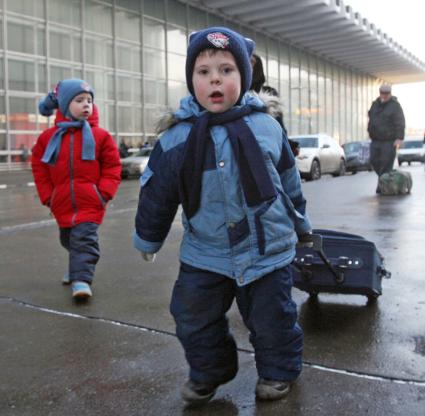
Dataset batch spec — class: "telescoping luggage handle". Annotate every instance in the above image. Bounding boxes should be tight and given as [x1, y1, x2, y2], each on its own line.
[297, 233, 345, 284]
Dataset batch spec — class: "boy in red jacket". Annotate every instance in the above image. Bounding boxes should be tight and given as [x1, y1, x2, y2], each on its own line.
[32, 79, 121, 300]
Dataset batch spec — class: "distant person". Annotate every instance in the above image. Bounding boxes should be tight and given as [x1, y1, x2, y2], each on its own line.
[133, 27, 311, 405]
[250, 53, 299, 156]
[367, 84, 405, 193]
[119, 139, 130, 158]
[31, 79, 121, 299]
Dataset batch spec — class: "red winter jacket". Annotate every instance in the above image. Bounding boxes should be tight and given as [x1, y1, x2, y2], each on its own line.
[32, 105, 121, 228]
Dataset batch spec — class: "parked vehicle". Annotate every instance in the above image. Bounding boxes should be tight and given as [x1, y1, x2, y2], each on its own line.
[289, 134, 346, 181]
[120, 146, 153, 179]
[397, 138, 425, 165]
[342, 140, 372, 174]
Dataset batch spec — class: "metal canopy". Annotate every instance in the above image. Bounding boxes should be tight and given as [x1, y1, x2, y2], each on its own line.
[183, 0, 425, 83]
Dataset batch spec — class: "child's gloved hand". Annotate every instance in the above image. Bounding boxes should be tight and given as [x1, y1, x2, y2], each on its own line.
[141, 252, 156, 262]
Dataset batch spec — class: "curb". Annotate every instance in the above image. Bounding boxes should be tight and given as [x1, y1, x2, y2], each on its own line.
[0, 182, 35, 190]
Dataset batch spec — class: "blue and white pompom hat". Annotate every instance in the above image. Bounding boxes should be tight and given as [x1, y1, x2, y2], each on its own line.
[38, 79, 94, 118]
[185, 27, 255, 103]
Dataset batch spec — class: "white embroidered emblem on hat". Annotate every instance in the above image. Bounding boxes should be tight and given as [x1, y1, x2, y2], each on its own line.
[207, 32, 229, 49]
[80, 82, 91, 92]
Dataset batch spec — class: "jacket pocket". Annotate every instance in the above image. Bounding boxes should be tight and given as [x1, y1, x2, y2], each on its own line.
[93, 184, 106, 207]
[227, 216, 250, 248]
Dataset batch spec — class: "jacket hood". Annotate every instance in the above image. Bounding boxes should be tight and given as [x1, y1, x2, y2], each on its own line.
[174, 93, 265, 120]
[54, 103, 99, 127]
[156, 93, 266, 134]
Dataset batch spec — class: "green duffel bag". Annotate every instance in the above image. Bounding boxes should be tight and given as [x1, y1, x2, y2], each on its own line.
[379, 170, 412, 195]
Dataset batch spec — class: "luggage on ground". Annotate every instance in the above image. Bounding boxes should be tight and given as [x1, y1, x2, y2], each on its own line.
[293, 229, 391, 301]
[378, 169, 412, 195]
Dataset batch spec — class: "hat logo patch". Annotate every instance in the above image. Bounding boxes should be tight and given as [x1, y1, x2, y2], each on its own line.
[80, 82, 91, 92]
[207, 32, 229, 49]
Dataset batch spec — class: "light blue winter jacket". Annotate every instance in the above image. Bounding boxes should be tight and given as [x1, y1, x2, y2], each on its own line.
[134, 93, 311, 286]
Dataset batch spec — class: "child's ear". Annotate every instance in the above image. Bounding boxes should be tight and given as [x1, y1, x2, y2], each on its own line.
[244, 37, 255, 57]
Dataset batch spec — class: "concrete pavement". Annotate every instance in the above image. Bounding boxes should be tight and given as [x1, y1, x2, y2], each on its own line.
[1, 166, 424, 415]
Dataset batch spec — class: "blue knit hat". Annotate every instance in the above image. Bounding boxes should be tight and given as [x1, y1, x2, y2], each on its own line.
[39, 78, 94, 118]
[185, 27, 255, 103]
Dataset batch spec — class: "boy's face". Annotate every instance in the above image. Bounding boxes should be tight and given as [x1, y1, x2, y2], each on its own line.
[68, 92, 93, 120]
[192, 50, 241, 113]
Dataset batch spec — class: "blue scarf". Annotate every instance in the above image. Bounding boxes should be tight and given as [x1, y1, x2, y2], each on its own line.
[179, 105, 277, 220]
[41, 119, 95, 165]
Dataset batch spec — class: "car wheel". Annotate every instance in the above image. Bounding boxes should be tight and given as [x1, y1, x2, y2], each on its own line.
[308, 159, 321, 181]
[397, 159, 402, 166]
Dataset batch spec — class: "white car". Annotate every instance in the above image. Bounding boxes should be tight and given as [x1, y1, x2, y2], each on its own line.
[120, 146, 153, 179]
[397, 138, 425, 166]
[289, 134, 346, 181]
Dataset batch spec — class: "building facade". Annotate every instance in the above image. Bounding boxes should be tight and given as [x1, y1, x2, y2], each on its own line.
[0, 0, 390, 169]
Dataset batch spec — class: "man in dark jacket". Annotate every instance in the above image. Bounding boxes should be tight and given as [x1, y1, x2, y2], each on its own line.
[367, 84, 405, 193]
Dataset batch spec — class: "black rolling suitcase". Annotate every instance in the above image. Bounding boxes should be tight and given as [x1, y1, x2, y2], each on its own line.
[293, 229, 391, 301]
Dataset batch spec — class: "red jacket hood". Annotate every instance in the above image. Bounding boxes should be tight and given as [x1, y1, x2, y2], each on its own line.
[54, 103, 99, 127]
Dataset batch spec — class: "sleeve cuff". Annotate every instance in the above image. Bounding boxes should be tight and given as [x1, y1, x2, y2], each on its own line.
[133, 231, 163, 254]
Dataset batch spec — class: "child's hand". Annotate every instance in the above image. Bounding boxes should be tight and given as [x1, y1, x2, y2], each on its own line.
[141, 252, 156, 262]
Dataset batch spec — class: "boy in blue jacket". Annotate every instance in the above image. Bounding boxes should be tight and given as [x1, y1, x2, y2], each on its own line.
[134, 27, 312, 405]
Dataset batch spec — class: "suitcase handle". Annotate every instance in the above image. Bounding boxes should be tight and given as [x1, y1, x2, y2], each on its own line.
[297, 234, 345, 284]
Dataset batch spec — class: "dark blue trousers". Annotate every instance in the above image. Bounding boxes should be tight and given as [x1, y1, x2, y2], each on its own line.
[170, 263, 303, 385]
[59, 222, 100, 284]
[370, 140, 396, 176]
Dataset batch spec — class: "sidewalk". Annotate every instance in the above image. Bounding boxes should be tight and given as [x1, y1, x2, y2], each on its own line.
[1, 166, 425, 415]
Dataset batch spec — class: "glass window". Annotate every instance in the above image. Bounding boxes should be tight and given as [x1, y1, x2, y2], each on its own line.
[332, 66, 340, 142]
[85, 69, 106, 101]
[116, 43, 132, 71]
[145, 106, 162, 134]
[6, 0, 44, 18]
[300, 53, 309, 134]
[38, 62, 47, 93]
[85, 1, 113, 36]
[144, 0, 165, 20]
[144, 79, 166, 105]
[168, 80, 187, 109]
[188, 6, 206, 31]
[317, 60, 326, 133]
[48, 0, 81, 27]
[133, 106, 143, 132]
[117, 75, 132, 102]
[50, 29, 71, 61]
[207, 14, 225, 27]
[168, 0, 187, 27]
[132, 47, 142, 72]
[0, 95, 6, 130]
[116, 10, 140, 42]
[144, 48, 165, 78]
[73, 33, 82, 63]
[133, 78, 142, 103]
[9, 96, 36, 127]
[116, 0, 140, 12]
[107, 103, 116, 132]
[8, 60, 36, 91]
[167, 53, 186, 82]
[167, 26, 186, 55]
[37, 27, 46, 56]
[50, 65, 72, 87]
[106, 74, 115, 100]
[0, 58, 4, 90]
[85, 36, 113, 68]
[118, 105, 132, 132]
[143, 18, 165, 49]
[7, 21, 34, 54]
[289, 49, 300, 135]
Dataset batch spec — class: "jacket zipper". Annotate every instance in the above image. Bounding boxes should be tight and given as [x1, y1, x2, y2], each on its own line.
[69, 132, 78, 225]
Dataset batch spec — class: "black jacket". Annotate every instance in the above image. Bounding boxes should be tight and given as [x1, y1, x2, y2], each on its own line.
[367, 96, 405, 142]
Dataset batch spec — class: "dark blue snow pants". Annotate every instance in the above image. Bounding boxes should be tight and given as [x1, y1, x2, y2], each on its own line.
[59, 222, 100, 284]
[170, 263, 303, 386]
